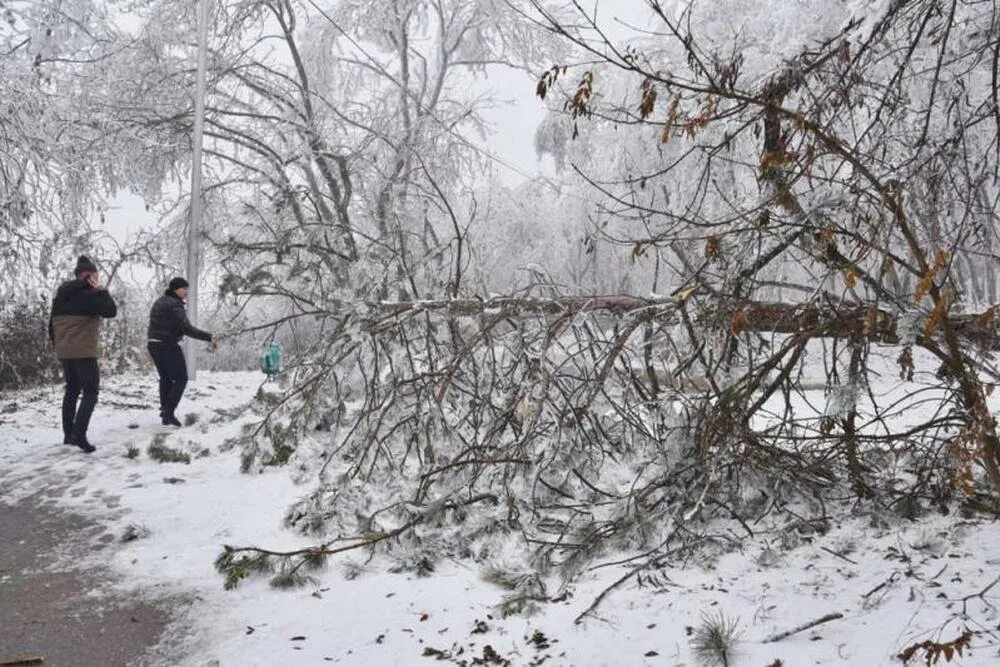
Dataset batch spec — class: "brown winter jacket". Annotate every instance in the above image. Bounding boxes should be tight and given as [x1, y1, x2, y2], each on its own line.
[49, 279, 118, 360]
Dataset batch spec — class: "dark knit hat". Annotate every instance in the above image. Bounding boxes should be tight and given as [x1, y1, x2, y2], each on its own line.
[74, 255, 98, 276]
[168, 277, 190, 292]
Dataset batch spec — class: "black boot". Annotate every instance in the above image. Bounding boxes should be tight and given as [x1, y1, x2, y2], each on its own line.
[71, 434, 96, 454]
[162, 415, 182, 427]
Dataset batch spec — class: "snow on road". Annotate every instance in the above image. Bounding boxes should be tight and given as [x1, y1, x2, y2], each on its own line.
[2, 371, 1000, 665]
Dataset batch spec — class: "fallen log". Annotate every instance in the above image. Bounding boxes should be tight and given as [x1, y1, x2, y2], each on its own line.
[355, 296, 1000, 350]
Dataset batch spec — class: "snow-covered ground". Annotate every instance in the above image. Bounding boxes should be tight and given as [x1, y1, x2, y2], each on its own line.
[2, 371, 1000, 665]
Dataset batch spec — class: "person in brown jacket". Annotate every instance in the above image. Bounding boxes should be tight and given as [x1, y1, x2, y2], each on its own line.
[49, 255, 117, 453]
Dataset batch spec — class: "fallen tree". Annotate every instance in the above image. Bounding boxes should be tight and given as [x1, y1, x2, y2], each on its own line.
[331, 296, 1000, 352]
[215, 288, 1000, 593]
[211, 0, 1000, 631]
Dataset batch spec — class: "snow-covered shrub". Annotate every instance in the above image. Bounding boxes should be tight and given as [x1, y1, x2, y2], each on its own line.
[0, 300, 58, 390]
[148, 435, 191, 464]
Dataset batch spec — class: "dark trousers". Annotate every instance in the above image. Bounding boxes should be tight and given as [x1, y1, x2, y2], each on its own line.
[61, 358, 100, 440]
[148, 342, 188, 419]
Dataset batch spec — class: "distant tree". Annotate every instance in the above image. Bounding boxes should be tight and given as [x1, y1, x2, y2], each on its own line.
[0, 1, 190, 303]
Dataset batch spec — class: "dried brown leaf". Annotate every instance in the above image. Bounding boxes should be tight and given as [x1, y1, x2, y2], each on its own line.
[731, 310, 747, 337]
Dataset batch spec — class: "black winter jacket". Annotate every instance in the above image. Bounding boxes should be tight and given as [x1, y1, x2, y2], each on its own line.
[147, 292, 212, 344]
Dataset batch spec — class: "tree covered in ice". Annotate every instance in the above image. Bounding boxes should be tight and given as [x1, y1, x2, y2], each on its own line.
[520, 0, 1000, 491]
[0, 0, 199, 385]
[215, 0, 1000, 604]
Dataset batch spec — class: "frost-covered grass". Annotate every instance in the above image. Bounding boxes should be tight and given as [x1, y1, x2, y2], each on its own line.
[2, 370, 1000, 665]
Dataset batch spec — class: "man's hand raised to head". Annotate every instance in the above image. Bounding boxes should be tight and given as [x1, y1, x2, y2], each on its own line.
[85, 274, 106, 291]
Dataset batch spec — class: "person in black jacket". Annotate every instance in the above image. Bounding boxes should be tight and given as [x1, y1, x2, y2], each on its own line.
[49, 255, 118, 453]
[147, 277, 219, 426]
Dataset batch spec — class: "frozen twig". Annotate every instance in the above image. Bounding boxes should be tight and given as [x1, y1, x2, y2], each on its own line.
[573, 561, 647, 625]
[961, 574, 1000, 615]
[820, 546, 858, 565]
[862, 572, 900, 599]
[763, 613, 844, 643]
[575, 476, 715, 625]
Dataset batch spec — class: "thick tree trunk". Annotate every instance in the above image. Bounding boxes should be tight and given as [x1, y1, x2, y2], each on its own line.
[360, 296, 1000, 350]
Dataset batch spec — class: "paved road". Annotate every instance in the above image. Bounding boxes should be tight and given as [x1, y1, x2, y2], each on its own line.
[0, 494, 172, 666]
